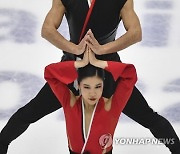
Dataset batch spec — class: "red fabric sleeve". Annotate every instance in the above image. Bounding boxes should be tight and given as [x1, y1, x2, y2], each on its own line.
[105, 61, 137, 113]
[44, 61, 78, 107]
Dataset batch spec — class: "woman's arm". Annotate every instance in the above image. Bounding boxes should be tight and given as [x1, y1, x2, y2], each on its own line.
[44, 49, 89, 107]
[44, 61, 78, 107]
[105, 61, 137, 112]
[88, 49, 137, 112]
[88, 49, 137, 86]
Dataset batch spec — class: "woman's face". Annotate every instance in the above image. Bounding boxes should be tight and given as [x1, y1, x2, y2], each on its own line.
[79, 76, 103, 105]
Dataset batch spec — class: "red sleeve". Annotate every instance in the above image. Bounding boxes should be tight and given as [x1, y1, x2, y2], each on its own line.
[105, 61, 137, 113]
[44, 61, 77, 107]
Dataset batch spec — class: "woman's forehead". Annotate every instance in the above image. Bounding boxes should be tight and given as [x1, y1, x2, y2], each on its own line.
[81, 76, 103, 85]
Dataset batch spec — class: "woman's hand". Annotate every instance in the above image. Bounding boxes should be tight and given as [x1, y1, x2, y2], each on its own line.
[89, 48, 108, 69]
[74, 47, 89, 68]
[85, 29, 105, 55]
[75, 45, 107, 69]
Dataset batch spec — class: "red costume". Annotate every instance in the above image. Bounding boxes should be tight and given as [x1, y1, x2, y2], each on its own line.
[44, 61, 137, 154]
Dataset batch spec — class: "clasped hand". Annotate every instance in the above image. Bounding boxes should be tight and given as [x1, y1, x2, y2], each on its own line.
[75, 29, 104, 55]
[74, 47, 107, 69]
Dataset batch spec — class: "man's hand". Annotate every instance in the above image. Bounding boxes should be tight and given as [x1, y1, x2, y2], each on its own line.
[85, 29, 105, 55]
[74, 46, 107, 69]
[74, 36, 87, 55]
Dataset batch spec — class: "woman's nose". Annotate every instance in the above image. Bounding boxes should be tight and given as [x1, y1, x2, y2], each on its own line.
[89, 90, 96, 96]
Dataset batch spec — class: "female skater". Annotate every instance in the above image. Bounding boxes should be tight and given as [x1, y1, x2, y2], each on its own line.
[44, 48, 137, 154]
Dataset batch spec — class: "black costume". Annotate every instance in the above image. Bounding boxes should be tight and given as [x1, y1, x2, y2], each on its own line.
[0, 0, 180, 153]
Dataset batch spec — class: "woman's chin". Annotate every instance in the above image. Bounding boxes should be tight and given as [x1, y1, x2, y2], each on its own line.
[87, 99, 98, 105]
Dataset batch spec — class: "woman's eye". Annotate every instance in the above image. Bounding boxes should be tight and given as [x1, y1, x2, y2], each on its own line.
[84, 87, 90, 89]
[95, 86, 101, 89]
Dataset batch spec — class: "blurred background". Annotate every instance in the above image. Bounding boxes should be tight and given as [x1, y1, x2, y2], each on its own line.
[0, 0, 180, 153]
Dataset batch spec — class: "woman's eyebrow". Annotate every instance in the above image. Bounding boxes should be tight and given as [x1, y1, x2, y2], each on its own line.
[83, 83, 102, 87]
[96, 83, 102, 86]
[83, 84, 90, 86]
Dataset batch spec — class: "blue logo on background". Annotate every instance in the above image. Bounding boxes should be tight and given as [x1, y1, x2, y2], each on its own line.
[0, 71, 44, 119]
[0, 9, 37, 43]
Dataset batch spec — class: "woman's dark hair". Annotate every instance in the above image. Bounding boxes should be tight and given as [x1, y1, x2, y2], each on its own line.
[77, 64, 105, 84]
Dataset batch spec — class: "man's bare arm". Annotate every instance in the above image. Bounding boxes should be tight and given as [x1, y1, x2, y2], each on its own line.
[103, 0, 142, 54]
[41, 0, 86, 55]
[86, 0, 142, 55]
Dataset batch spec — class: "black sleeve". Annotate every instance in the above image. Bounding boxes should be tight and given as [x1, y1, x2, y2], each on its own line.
[61, 0, 71, 10]
[118, 0, 127, 11]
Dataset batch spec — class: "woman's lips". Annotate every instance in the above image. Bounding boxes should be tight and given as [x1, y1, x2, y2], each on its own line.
[89, 98, 96, 101]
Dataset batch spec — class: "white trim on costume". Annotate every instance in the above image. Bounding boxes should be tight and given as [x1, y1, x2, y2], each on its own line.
[81, 99, 98, 154]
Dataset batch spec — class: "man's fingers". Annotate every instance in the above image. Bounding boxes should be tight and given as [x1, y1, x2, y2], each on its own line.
[82, 42, 86, 51]
[87, 35, 94, 44]
[86, 41, 93, 49]
[87, 29, 96, 42]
